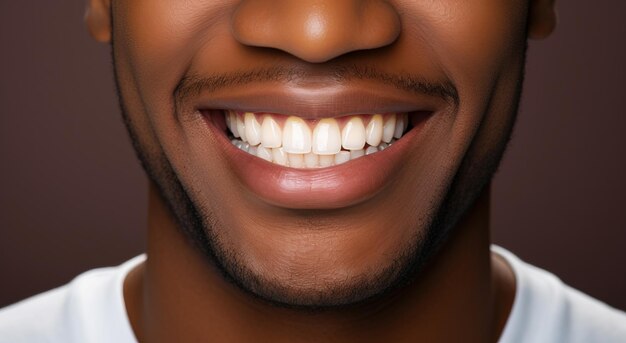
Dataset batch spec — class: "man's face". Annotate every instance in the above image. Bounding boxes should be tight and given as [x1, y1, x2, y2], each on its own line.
[96, 0, 552, 308]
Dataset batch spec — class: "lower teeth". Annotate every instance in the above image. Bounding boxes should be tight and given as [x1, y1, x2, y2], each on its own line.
[230, 138, 396, 168]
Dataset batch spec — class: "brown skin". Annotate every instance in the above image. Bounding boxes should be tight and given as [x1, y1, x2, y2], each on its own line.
[86, 0, 556, 342]
[125, 184, 514, 342]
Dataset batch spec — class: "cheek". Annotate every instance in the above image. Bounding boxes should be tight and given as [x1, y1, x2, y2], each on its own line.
[113, 1, 238, 178]
[398, 0, 528, 157]
[114, 0, 233, 122]
[406, 0, 527, 79]
[436, 1, 528, 155]
[398, 0, 527, 117]
[118, 0, 225, 68]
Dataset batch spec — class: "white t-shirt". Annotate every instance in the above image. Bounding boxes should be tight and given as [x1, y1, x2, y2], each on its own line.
[1, 246, 625, 342]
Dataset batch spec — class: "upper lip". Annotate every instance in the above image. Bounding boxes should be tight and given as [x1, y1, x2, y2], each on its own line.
[187, 81, 454, 119]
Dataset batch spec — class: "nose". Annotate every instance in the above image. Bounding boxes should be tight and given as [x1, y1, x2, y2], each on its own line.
[231, 0, 401, 63]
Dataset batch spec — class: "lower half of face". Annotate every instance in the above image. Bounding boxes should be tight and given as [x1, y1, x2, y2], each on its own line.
[111, 0, 529, 308]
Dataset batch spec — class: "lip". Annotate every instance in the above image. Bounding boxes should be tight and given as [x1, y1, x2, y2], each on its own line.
[190, 82, 448, 119]
[202, 108, 431, 209]
[185, 81, 449, 209]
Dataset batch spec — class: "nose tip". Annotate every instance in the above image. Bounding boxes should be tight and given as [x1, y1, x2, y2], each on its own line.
[232, 0, 401, 63]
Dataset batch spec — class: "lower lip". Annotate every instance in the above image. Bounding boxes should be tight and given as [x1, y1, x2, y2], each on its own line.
[203, 112, 428, 210]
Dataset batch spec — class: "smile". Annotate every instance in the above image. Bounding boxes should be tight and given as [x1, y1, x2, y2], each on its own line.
[199, 105, 434, 209]
[191, 82, 448, 209]
[224, 111, 410, 168]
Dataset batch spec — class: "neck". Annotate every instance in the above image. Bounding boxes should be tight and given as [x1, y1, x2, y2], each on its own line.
[124, 183, 512, 343]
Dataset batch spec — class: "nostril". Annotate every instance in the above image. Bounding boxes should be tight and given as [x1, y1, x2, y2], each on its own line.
[231, 0, 401, 63]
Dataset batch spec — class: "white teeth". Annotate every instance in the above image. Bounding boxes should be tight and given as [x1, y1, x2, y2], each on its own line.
[248, 145, 257, 156]
[365, 146, 378, 155]
[288, 153, 305, 168]
[272, 147, 288, 166]
[229, 112, 240, 137]
[393, 115, 404, 139]
[334, 151, 351, 165]
[304, 153, 319, 168]
[236, 115, 247, 142]
[319, 155, 334, 167]
[382, 115, 396, 143]
[341, 117, 366, 150]
[261, 116, 282, 148]
[244, 112, 262, 146]
[226, 112, 410, 168]
[283, 117, 312, 154]
[365, 114, 383, 146]
[256, 146, 272, 162]
[312, 118, 342, 155]
[350, 149, 365, 160]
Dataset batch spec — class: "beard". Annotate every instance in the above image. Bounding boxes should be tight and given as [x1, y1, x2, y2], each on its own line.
[110, 43, 525, 311]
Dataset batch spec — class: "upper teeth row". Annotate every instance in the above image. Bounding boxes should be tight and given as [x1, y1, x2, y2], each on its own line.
[225, 112, 409, 155]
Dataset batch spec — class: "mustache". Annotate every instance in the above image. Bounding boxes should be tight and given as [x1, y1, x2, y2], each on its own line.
[174, 65, 459, 109]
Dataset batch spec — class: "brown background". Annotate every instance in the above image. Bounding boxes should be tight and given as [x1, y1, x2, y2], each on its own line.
[1, 2, 625, 310]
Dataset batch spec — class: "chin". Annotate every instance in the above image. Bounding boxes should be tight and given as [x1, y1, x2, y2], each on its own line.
[199, 214, 428, 309]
